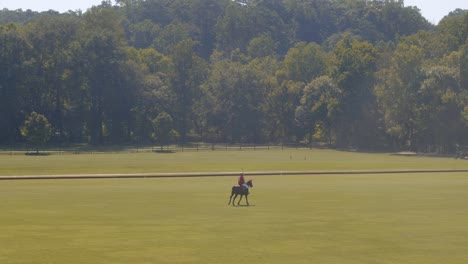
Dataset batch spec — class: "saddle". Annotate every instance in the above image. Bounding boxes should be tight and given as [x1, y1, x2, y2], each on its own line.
[239, 185, 249, 194]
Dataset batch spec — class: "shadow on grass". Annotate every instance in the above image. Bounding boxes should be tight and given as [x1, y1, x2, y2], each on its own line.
[153, 150, 176, 154]
[25, 152, 50, 156]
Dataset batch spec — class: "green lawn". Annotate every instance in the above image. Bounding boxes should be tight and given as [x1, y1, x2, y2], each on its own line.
[1, 173, 468, 264]
[1, 149, 468, 176]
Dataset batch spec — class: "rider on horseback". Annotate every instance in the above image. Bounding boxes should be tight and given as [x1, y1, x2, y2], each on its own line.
[238, 173, 249, 191]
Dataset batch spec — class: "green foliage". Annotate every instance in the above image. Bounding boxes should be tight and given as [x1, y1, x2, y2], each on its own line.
[0, 1, 465, 152]
[282, 42, 328, 83]
[436, 10, 468, 53]
[264, 79, 303, 143]
[375, 39, 425, 150]
[169, 39, 209, 143]
[152, 112, 176, 149]
[202, 59, 265, 142]
[332, 36, 379, 147]
[79, 6, 130, 145]
[418, 66, 464, 151]
[247, 34, 278, 58]
[296, 76, 342, 144]
[21, 112, 52, 152]
[0, 23, 29, 143]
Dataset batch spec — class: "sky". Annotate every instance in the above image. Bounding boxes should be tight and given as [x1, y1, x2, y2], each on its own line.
[0, 0, 467, 24]
[0, 0, 104, 13]
[405, 0, 467, 24]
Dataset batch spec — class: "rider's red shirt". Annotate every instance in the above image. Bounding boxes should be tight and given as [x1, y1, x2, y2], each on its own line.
[238, 175, 245, 186]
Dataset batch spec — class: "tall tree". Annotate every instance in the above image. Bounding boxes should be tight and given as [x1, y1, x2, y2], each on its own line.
[282, 42, 328, 83]
[375, 40, 425, 150]
[436, 10, 468, 54]
[202, 59, 265, 143]
[295, 76, 342, 145]
[23, 14, 80, 142]
[21, 112, 52, 153]
[247, 34, 278, 59]
[152, 111, 175, 150]
[170, 0, 226, 59]
[169, 39, 208, 143]
[126, 47, 176, 142]
[215, 2, 255, 54]
[285, 0, 339, 43]
[79, 6, 128, 144]
[418, 66, 463, 151]
[0, 23, 28, 143]
[333, 35, 378, 148]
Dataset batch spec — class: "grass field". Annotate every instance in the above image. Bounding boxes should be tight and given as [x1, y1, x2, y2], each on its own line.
[1, 173, 468, 264]
[1, 149, 468, 176]
[1, 149, 468, 263]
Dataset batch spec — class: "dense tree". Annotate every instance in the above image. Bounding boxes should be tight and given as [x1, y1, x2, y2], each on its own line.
[202, 59, 265, 143]
[460, 44, 468, 97]
[23, 14, 80, 142]
[126, 47, 176, 142]
[0, 8, 41, 24]
[171, 0, 226, 59]
[0, 23, 28, 143]
[417, 66, 463, 151]
[152, 111, 176, 150]
[366, 0, 431, 41]
[247, 34, 278, 59]
[264, 79, 303, 144]
[295, 76, 342, 145]
[282, 42, 328, 83]
[375, 40, 425, 150]
[436, 10, 468, 54]
[21, 112, 52, 153]
[333, 36, 378, 148]
[0, 1, 465, 153]
[79, 6, 129, 144]
[169, 39, 209, 143]
[285, 0, 339, 43]
[215, 2, 255, 54]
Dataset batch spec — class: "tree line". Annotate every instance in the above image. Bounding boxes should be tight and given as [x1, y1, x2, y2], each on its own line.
[1, 0, 467, 152]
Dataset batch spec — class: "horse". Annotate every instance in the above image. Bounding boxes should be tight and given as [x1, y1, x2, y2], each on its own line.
[228, 180, 253, 206]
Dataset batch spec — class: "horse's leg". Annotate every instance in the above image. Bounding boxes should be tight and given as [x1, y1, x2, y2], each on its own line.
[228, 192, 233, 205]
[232, 193, 238, 206]
[245, 194, 249, 206]
[237, 194, 243, 205]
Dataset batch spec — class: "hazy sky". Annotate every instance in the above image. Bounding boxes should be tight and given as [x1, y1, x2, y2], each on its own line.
[0, 0, 102, 13]
[0, 0, 467, 24]
[405, 0, 467, 24]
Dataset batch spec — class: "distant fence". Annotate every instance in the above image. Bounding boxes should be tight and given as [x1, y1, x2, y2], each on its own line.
[0, 143, 320, 155]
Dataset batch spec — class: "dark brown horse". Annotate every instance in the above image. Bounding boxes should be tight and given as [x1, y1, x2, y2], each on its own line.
[228, 180, 253, 206]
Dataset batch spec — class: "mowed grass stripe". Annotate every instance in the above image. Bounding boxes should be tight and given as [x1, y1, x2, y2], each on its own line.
[1, 169, 468, 180]
[1, 173, 468, 264]
[1, 149, 468, 176]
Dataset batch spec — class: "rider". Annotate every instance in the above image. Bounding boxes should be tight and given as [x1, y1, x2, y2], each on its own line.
[238, 173, 249, 190]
